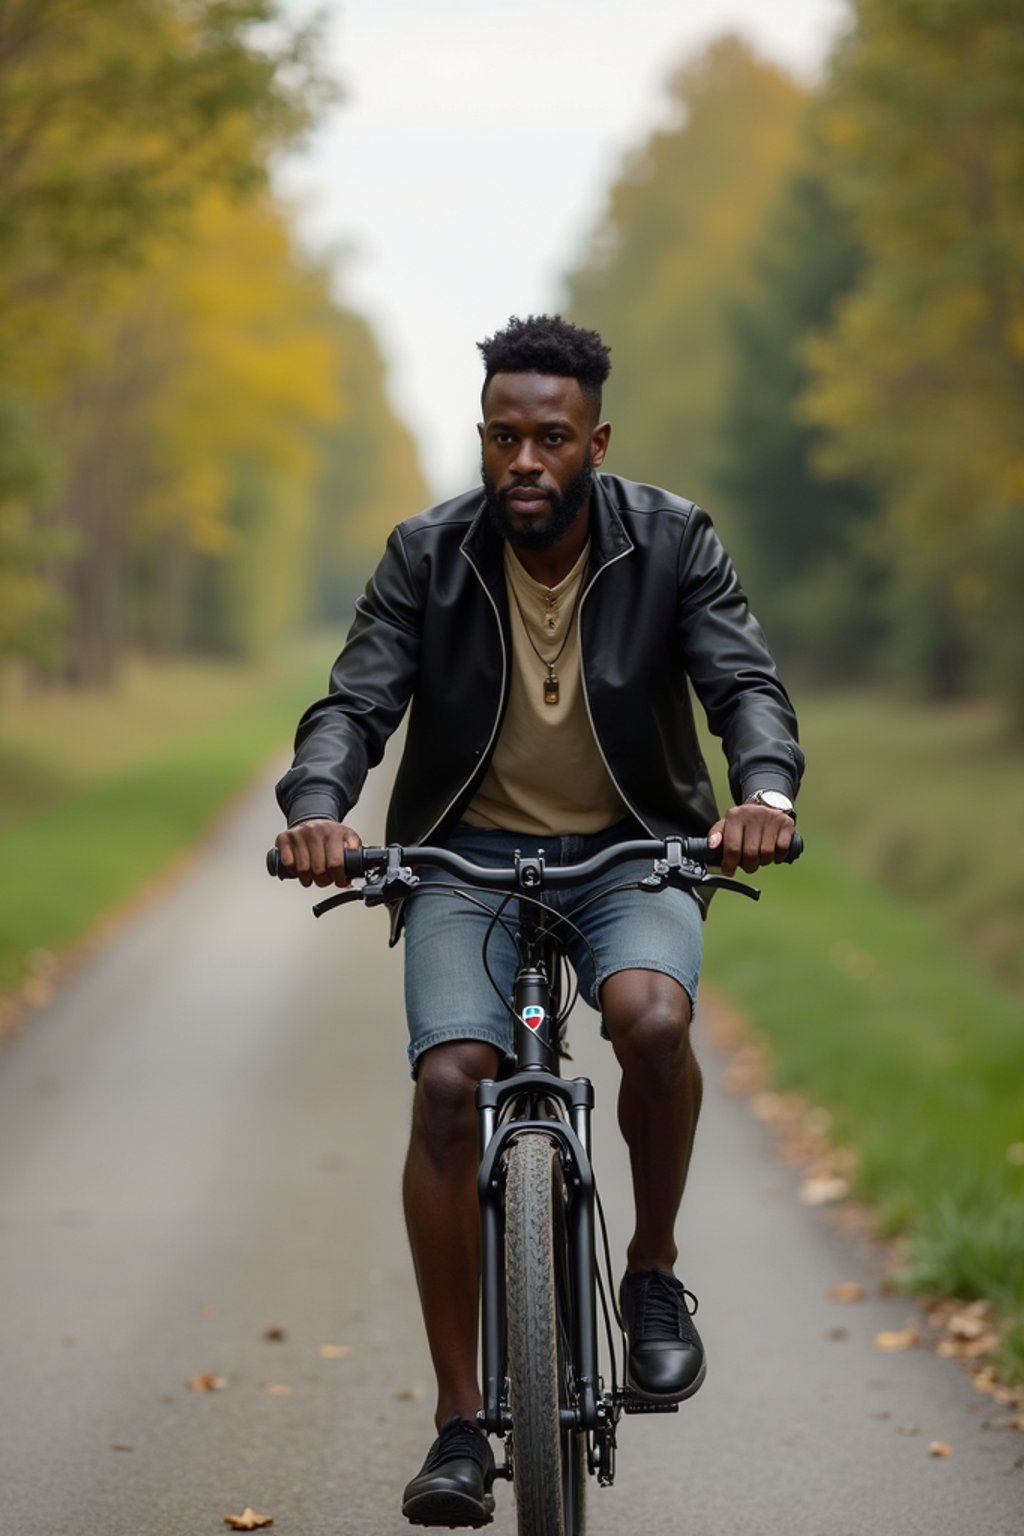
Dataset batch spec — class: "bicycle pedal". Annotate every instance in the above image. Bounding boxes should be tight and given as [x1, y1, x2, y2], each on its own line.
[620, 1394, 680, 1414]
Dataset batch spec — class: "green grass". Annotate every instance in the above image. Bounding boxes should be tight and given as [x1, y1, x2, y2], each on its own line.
[0, 640, 331, 997]
[784, 691, 1024, 994]
[701, 691, 1024, 1381]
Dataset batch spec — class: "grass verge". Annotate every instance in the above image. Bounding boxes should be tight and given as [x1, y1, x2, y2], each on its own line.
[0, 639, 330, 1002]
[703, 798, 1024, 1384]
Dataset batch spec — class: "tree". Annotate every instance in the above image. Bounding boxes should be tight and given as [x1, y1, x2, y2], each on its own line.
[565, 35, 807, 559]
[801, 0, 1024, 710]
[716, 142, 880, 680]
[0, 392, 67, 669]
[308, 305, 432, 627]
[0, 0, 342, 679]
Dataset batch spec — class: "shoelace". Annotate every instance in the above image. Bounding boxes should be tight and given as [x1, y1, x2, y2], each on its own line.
[633, 1272, 700, 1342]
[424, 1417, 490, 1472]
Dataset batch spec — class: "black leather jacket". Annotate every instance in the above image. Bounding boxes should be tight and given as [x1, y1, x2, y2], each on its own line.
[276, 474, 803, 843]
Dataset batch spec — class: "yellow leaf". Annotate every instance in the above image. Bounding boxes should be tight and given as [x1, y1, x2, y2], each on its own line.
[828, 1282, 866, 1303]
[928, 1441, 953, 1458]
[224, 1509, 273, 1530]
[874, 1329, 920, 1352]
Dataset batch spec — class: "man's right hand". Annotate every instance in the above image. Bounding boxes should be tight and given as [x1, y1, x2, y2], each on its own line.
[274, 819, 362, 888]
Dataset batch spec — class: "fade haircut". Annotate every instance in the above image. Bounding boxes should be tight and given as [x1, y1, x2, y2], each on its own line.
[478, 314, 611, 423]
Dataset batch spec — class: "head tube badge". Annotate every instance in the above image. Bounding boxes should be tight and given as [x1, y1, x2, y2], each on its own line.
[522, 1006, 545, 1033]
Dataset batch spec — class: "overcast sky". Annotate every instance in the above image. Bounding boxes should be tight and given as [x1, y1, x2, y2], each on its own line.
[278, 0, 847, 498]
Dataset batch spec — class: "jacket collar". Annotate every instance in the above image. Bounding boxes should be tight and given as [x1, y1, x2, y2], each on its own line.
[459, 474, 633, 590]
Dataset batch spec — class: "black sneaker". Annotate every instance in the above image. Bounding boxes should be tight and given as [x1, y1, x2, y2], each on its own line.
[619, 1268, 706, 1402]
[402, 1415, 496, 1528]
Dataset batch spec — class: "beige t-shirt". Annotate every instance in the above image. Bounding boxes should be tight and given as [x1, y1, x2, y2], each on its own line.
[462, 542, 626, 835]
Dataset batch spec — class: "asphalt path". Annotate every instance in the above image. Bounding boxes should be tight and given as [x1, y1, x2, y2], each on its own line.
[0, 770, 1020, 1536]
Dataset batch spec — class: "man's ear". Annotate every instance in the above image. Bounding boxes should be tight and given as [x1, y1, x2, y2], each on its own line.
[591, 422, 611, 467]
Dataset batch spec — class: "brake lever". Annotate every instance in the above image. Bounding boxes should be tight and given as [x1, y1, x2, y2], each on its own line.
[312, 866, 421, 918]
[640, 859, 761, 902]
[699, 874, 761, 900]
[312, 888, 368, 918]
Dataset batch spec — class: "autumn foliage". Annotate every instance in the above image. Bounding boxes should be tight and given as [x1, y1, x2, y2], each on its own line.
[566, 12, 1024, 722]
[0, 0, 428, 685]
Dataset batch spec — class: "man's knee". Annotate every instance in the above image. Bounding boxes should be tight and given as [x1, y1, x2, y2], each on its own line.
[601, 971, 694, 1081]
[411, 1041, 498, 1160]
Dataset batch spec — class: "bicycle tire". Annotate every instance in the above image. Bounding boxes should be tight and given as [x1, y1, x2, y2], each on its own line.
[505, 1133, 587, 1536]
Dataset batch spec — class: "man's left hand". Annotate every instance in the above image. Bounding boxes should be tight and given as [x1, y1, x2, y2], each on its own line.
[707, 804, 795, 876]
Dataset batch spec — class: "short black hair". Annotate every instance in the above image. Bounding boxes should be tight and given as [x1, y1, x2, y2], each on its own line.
[478, 314, 611, 418]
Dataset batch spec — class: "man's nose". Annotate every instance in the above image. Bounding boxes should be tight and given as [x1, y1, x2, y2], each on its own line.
[510, 438, 541, 476]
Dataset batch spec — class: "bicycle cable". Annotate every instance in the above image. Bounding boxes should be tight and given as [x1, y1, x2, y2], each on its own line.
[595, 1183, 624, 1396]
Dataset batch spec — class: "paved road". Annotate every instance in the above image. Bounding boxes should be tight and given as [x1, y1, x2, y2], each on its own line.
[0, 773, 1020, 1536]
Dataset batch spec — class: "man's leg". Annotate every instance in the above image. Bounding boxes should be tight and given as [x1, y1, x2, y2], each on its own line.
[402, 1038, 500, 1428]
[600, 969, 701, 1271]
[601, 968, 706, 1400]
[400, 1040, 499, 1525]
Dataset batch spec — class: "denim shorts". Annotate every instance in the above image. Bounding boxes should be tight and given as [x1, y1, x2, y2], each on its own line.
[402, 820, 703, 1075]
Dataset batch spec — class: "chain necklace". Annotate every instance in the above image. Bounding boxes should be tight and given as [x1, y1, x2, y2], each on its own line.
[508, 566, 585, 706]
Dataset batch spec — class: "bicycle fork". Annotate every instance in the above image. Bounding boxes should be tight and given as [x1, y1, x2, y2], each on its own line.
[476, 1070, 625, 1483]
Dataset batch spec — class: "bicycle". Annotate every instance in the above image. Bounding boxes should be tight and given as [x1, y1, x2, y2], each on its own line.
[268, 831, 802, 1535]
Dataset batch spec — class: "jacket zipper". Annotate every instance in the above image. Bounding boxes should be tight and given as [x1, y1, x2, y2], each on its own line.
[578, 545, 655, 836]
[418, 544, 509, 844]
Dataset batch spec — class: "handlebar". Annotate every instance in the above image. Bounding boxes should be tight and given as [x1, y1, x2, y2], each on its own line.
[266, 832, 803, 888]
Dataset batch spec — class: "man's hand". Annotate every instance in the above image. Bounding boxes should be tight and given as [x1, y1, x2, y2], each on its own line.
[275, 819, 362, 888]
[707, 803, 795, 877]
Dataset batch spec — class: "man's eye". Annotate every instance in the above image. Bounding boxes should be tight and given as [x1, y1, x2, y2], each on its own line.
[546, 434, 565, 446]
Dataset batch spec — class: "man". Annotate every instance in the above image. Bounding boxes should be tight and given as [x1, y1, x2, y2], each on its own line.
[275, 314, 802, 1527]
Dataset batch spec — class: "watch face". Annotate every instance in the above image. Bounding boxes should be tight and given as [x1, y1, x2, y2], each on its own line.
[757, 790, 794, 813]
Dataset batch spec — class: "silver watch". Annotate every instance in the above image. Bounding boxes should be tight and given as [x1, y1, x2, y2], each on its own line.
[746, 788, 796, 820]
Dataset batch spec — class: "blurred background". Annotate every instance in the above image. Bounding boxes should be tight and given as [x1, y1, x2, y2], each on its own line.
[1, 0, 1022, 1379]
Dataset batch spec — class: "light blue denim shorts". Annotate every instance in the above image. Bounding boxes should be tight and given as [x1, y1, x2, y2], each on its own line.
[402, 820, 703, 1075]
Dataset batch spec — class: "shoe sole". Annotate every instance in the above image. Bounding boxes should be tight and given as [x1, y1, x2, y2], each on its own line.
[402, 1488, 495, 1528]
[625, 1355, 707, 1404]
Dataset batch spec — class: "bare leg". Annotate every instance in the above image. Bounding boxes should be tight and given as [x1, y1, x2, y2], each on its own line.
[600, 969, 701, 1272]
[402, 1040, 499, 1428]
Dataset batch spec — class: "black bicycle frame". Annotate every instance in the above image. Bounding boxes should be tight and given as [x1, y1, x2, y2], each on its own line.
[475, 884, 601, 1437]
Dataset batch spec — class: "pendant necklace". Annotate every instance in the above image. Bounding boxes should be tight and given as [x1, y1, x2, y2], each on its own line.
[508, 570, 585, 706]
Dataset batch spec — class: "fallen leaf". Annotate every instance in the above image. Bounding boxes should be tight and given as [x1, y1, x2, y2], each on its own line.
[320, 1344, 352, 1359]
[394, 1385, 424, 1401]
[928, 1441, 953, 1458]
[262, 1383, 295, 1396]
[224, 1510, 273, 1530]
[799, 1174, 850, 1207]
[828, 1282, 865, 1303]
[825, 1327, 849, 1342]
[897, 1425, 920, 1437]
[947, 1309, 987, 1341]
[187, 1372, 227, 1392]
[263, 1326, 286, 1342]
[874, 1329, 920, 1352]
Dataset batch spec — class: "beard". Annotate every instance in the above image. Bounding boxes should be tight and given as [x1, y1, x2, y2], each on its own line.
[481, 454, 594, 551]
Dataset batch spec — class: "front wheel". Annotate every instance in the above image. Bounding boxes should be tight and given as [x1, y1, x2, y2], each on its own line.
[505, 1133, 587, 1536]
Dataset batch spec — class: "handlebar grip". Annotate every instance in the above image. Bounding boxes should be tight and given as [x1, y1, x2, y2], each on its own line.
[265, 846, 371, 879]
[786, 832, 803, 863]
